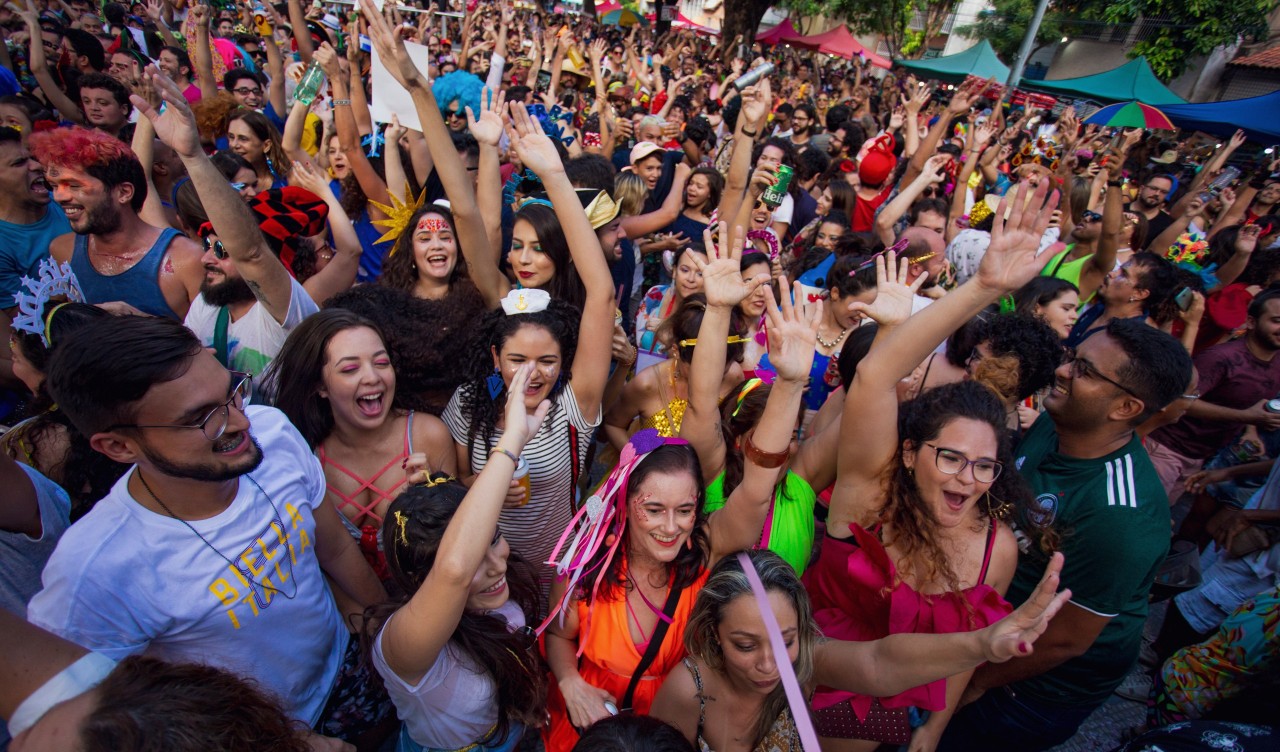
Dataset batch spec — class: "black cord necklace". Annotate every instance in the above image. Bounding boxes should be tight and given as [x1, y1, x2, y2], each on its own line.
[136, 470, 298, 602]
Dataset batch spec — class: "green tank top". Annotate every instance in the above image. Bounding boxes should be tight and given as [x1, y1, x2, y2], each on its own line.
[1041, 243, 1096, 306]
[702, 470, 817, 574]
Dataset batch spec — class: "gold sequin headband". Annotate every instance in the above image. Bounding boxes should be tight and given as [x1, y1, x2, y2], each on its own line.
[678, 335, 750, 348]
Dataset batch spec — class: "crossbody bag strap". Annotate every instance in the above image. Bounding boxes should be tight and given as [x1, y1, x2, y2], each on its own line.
[213, 305, 231, 368]
[619, 580, 684, 712]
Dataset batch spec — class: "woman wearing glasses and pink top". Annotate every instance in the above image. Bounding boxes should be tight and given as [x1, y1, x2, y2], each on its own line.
[811, 184, 1062, 751]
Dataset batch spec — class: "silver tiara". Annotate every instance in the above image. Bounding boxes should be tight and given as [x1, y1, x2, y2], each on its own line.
[13, 259, 85, 346]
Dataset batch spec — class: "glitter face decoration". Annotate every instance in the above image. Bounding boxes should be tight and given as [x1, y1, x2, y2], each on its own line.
[416, 217, 450, 234]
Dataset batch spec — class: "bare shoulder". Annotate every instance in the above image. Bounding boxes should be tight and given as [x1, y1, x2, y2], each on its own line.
[49, 233, 75, 262]
[986, 521, 1020, 594]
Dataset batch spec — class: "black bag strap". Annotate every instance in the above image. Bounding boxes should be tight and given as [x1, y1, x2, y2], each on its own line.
[619, 580, 683, 712]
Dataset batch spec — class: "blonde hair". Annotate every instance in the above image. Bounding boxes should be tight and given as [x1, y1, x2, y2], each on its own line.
[614, 172, 648, 217]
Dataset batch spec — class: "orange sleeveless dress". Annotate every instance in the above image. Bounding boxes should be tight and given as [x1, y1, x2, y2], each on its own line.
[543, 567, 710, 752]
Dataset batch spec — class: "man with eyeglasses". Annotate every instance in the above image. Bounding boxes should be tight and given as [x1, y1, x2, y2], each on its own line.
[29, 313, 390, 744]
[222, 69, 287, 132]
[940, 318, 1193, 752]
[1127, 174, 1176, 246]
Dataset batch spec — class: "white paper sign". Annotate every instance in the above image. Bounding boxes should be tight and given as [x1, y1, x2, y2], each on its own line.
[370, 41, 433, 130]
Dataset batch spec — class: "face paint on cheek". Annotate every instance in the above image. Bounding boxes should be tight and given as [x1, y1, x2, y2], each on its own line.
[417, 218, 449, 234]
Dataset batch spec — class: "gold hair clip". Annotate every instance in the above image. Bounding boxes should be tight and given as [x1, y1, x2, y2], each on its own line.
[394, 510, 410, 545]
[678, 335, 751, 348]
[417, 473, 457, 488]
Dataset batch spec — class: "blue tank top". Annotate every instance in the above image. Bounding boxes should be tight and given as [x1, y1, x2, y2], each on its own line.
[70, 228, 184, 319]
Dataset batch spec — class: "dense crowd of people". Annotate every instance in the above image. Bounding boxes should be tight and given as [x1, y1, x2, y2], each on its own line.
[0, 0, 1278, 750]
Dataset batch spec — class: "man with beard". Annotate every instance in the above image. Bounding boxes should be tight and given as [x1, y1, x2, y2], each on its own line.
[128, 69, 318, 379]
[28, 313, 390, 744]
[788, 103, 817, 152]
[1127, 174, 1175, 246]
[939, 319, 1192, 752]
[37, 126, 203, 319]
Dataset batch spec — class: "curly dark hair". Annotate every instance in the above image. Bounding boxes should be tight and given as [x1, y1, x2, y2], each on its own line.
[8, 302, 127, 519]
[882, 380, 1033, 620]
[378, 203, 471, 294]
[324, 284, 485, 415]
[362, 478, 547, 744]
[458, 300, 581, 462]
[79, 656, 309, 752]
[978, 313, 1065, 403]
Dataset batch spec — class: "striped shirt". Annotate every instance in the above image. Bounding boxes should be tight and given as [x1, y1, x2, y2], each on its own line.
[442, 383, 599, 592]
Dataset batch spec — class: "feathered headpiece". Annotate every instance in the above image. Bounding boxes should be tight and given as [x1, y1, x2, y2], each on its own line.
[1011, 136, 1060, 172]
[1166, 232, 1219, 289]
[13, 259, 85, 346]
[534, 429, 686, 648]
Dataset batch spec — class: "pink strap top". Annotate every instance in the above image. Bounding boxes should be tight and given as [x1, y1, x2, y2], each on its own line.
[319, 412, 415, 527]
[802, 519, 1012, 719]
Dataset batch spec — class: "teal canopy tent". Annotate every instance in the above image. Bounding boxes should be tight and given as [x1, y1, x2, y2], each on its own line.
[894, 40, 1010, 84]
[1019, 57, 1185, 105]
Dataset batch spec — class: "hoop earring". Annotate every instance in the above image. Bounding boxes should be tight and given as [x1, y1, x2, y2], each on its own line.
[487, 368, 504, 400]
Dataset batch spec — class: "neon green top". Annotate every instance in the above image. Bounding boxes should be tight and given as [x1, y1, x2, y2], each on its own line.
[703, 470, 817, 574]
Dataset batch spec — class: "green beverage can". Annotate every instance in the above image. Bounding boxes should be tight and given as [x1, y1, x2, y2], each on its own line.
[761, 164, 794, 208]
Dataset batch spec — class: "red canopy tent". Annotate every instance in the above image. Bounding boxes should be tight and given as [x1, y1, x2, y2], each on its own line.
[795, 25, 891, 69]
[673, 11, 720, 35]
[755, 18, 805, 45]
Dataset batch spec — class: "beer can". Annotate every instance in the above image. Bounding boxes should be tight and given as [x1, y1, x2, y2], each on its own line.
[513, 456, 531, 506]
[761, 164, 794, 208]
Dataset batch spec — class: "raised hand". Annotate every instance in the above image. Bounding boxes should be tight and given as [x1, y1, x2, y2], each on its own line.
[846, 249, 926, 328]
[695, 222, 768, 308]
[502, 362, 552, 449]
[889, 106, 905, 131]
[981, 553, 1071, 663]
[466, 86, 506, 147]
[144, 0, 163, 23]
[1237, 223, 1262, 255]
[974, 181, 1063, 294]
[187, 3, 209, 25]
[505, 101, 564, 179]
[289, 158, 335, 199]
[360, 2, 425, 91]
[739, 77, 772, 131]
[763, 276, 821, 384]
[313, 41, 339, 78]
[918, 154, 949, 185]
[130, 66, 201, 158]
[1228, 128, 1247, 151]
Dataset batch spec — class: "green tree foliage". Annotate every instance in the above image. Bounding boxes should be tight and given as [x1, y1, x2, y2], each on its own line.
[1102, 0, 1272, 79]
[955, 0, 1064, 62]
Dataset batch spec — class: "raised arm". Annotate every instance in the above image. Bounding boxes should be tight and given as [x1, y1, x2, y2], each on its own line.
[828, 183, 1062, 536]
[620, 162, 692, 239]
[144, 0, 180, 50]
[289, 159, 362, 304]
[506, 103, 615, 416]
[465, 87, 510, 305]
[322, 43, 393, 212]
[681, 223, 771, 483]
[261, 30, 287, 118]
[707, 264, 819, 566]
[362, 4, 498, 306]
[136, 66, 296, 324]
[716, 77, 770, 226]
[286, 0, 314, 64]
[282, 100, 314, 163]
[15, 2, 84, 123]
[378, 363, 549, 684]
[189, 5, 218, 100]
[875, 154, 948, 247]
[903, 81, 975, 187]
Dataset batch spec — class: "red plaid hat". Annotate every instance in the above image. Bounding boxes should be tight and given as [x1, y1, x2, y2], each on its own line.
[199, 187, 329, 274]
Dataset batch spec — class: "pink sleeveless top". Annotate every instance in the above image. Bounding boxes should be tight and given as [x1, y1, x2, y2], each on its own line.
[802, 521, 1011, 719]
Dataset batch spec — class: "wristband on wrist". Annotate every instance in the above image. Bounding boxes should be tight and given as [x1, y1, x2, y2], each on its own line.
[492, 447, 519, 465]
[332, 99, 352, 106]
[1107, 179, 1124, 187]
[741, 127, 758, 138]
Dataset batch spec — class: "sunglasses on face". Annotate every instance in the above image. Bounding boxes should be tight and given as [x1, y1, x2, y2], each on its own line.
[203, 236, 228, 259]
[1081, 210, 1103, 223]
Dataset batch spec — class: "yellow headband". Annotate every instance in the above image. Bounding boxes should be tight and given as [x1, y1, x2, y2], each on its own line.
[732, 378, 766, 418]
[43, 301, 73, 347]
[678, 334, 750, 348]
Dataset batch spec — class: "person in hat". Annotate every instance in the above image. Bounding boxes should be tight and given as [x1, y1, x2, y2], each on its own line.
[137, 68, 319, 379]
[851, 133, 897, 233]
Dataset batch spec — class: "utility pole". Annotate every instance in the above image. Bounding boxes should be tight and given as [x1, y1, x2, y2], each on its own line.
[1005, 0, 1051, 93]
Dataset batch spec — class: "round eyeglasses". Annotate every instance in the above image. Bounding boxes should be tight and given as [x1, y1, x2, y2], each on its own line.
[924, 443, 1003, 484]
[109, 371, 252, 442]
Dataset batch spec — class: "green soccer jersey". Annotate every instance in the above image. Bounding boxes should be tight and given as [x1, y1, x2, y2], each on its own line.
[1006, 414, 1170, 706]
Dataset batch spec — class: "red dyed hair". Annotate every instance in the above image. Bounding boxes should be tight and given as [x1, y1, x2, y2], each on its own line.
[30, 126, 147, 211]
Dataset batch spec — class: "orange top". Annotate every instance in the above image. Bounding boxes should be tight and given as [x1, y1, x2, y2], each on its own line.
[543, 566, 710, 752]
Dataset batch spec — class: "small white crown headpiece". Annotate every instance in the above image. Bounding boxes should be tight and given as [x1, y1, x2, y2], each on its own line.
[12, 259, 85, 346]
[500, 288, 550, 316]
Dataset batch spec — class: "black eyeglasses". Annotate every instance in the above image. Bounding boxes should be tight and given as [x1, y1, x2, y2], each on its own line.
[924, 443, 1003, 484]
[232, 87, 262, 97]
[109, 371, 252, 442]
[1065, 348, 1140, 399]
[203, 236, 228, 260]
[1081, 210, 1103, 223]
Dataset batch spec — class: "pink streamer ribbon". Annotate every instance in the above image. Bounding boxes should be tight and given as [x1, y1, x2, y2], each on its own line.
[738, 552, 820, 752]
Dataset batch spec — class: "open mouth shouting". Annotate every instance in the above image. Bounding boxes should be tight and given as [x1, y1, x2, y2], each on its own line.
[356, 391, 386, 417]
